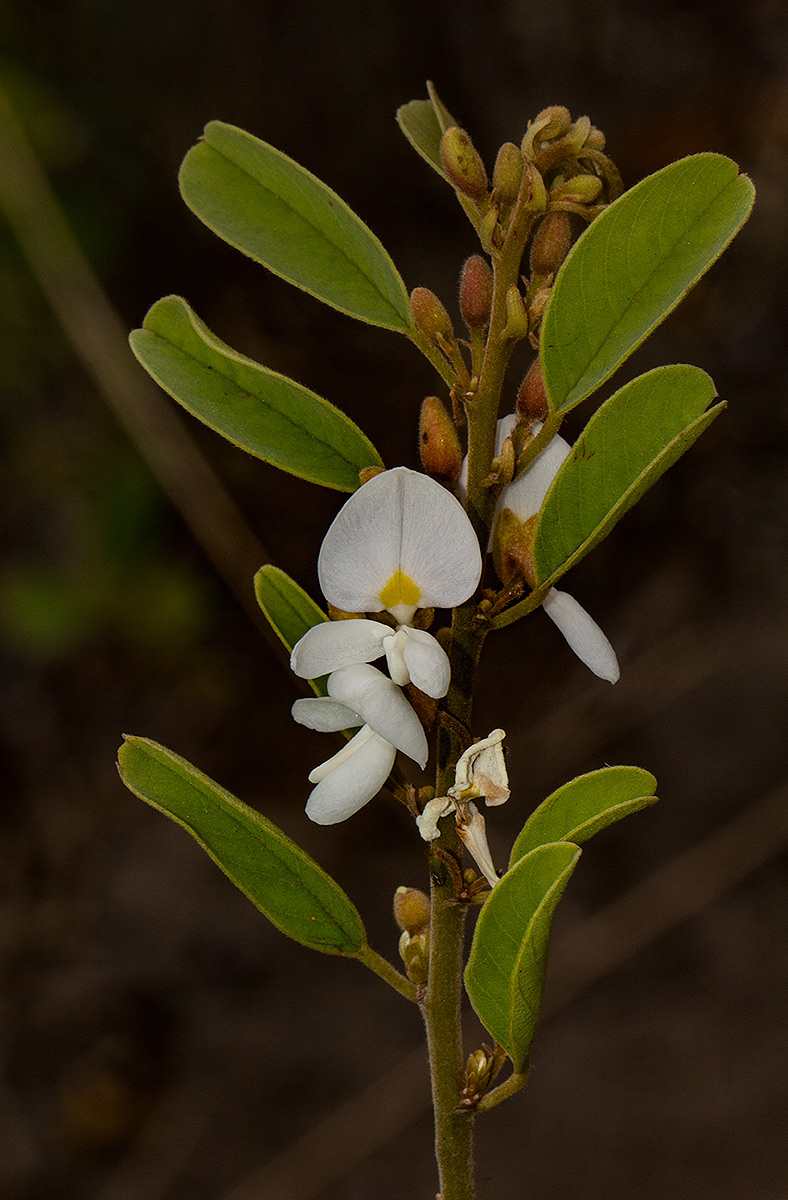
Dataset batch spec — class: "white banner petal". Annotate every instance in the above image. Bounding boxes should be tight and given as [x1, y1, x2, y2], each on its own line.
[542, 587, 620, 683]
[290, 619, 391, 679]
[305, 727, 397, 824]
[327, 663, 428, 767]
[318, 467, 481, 616]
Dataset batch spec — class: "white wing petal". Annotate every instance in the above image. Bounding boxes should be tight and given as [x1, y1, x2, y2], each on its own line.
[498, 433, 571, 522]
[290, 619, 390, 678]
[305, 727, 396, 824]
[542, 588, 620, 683]
[291, 697, 362, 733]
[327, 663, 428, 767]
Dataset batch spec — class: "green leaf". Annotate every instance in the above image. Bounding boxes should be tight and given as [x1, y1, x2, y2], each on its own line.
[464, 843, 581, 1071]
[118, 736, 367, 956]
[510, 766, 658, 865]
[541, 154, 755, 413]
[179, 121, 412, 332]
[396, 81, 458, 179]
[254, 565, 328, 696]
[130, 295, 383, 491]
[532, 365, 722, 585]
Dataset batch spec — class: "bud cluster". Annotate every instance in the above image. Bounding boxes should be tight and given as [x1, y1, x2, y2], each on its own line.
[394, 886, 430, 987]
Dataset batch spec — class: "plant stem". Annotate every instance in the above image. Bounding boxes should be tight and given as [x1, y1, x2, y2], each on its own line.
[356, 944, 417, 1001]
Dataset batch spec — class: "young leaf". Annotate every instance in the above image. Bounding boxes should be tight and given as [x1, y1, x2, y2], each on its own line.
[396, 81, 458, 180]
[118, 737, 367, 956]
[541, 154, 755, 413]
[179, 121, 412, 332]
[532, 364, 722, 586]
[254, 566, 329, 696]
[464, 842, 581, 1072]
[130, 295, 383, 492]
[510, 766, 658, 865]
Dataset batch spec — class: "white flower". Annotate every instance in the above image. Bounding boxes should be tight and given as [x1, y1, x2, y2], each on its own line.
[416, 730, 509, 886]
[291, 618, 450, 699]
[317, 466, 482, 624]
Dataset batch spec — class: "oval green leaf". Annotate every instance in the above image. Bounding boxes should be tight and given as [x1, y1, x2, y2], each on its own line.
[254, 565, 328, 696]
[541, 153, 755, 413]
[510, 766, 657, 865]
[130, 295, 383, 491]
[464, 842, 581, 1071]
[532, 364, 722, 585]
[118, 736, 367, 956]
[179, 121, 412, 332]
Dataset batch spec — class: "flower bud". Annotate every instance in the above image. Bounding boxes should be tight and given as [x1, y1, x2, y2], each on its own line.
[393, 886, 430, 935]
[398, 929, 429, 986]
[440, 127, 489, 200]
[358, 465, 386, 486]
[410, 287, 454, 345]
[459, 255, 493, 331]
[517, 358, 549, 421]
[492, 142, 523, 206]
[419, 395, 463, 484]
[550, 174, 603, 204]
[492, 508, 537, 587]
[522, 105, 572, 157]
[529, 211, 573, 278]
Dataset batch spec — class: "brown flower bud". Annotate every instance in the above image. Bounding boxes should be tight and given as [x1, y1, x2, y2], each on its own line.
[410, 286, 454, 344]
[517, 358, 549, 421]
[440, 127, 489, 200]
[492, 141, 524, 206]
[358, 465, 386, 486]
[393, 886, 431, 935]
[550, 174, 603, 204]
[419, 395, 463, 484]
[529, 211, 573, 277]
[459, 255, 493, 331]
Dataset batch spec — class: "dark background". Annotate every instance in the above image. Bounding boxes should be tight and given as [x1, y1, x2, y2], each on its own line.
[1, 2, 787, 1198]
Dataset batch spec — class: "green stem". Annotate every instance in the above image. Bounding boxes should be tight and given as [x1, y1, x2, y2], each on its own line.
[477, 1066, 531, 1112]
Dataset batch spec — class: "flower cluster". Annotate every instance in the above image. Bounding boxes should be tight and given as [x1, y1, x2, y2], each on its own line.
[290, 468, 482, 824]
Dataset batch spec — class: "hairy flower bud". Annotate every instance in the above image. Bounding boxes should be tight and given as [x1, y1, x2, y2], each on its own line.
[393, 886, 430, 935]
[550, 174, 603, 204]
[410, 286, 454, 344]
[440, 127, 489, 200]
[492, 141, 523, 207]
[529, 211, 573, 277]
[419, 395, 463, 484]
[459, 255, 493, 330]
[517, 358, 549, 421]
[398, 929, 429, 985]
[522, 105, 572, 157]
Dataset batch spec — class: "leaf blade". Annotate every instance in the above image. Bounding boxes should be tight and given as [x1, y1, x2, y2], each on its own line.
[532, 364, 721, 585]
[541, 154, 755, 412]
[130, 295, 383, 491]
[510, 766, 658, 865]
[118, 737, 367, 955]
[254, 565, 329, 696]
[464, 843, 581, 1071]
[179, 121, 412, 331]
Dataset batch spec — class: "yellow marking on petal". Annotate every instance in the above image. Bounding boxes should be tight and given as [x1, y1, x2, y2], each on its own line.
[379, 569, 421, 610]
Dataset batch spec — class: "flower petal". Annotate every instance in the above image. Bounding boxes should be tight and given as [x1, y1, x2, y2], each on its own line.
[327, 663, 428, 767]
[456, 801, 500, 887]
[401, 627, 451, 698]
[498, 430, 571, 522]
[542, 587, 620, 683]
[317, 467, 482, 617]
[415, 795, 456, 840]
[449, 728, 509, 806]
[291, 697, 362, 733]
[305, 726, 396, 824]
[290, 619, 391, 679]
